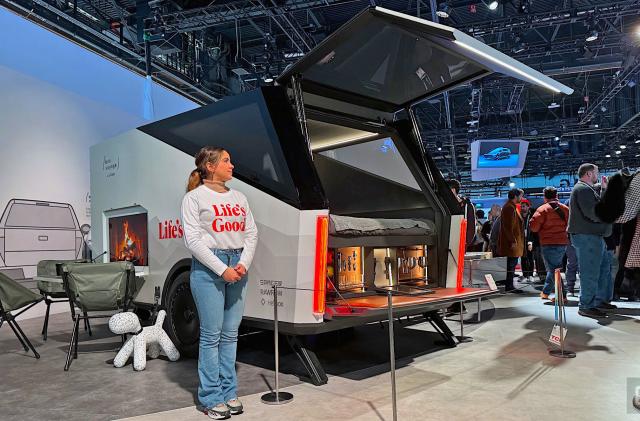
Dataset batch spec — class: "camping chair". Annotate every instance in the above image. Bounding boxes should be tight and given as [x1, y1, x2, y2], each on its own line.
[0, 272, 44, 358]
[61, 261, 140, 371]
[36, 259, 87, 341]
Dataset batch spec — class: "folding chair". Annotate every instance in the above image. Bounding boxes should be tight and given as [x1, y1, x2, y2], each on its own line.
[0, 272, 44, 358]
[36, 259, 86, 341]
[61, 261, 140, 371]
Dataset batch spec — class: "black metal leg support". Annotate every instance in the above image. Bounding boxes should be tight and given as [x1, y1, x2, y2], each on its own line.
[425, 311, 457, 348]
[84, 312, 92, 336]
[11, 319, 40, 359]
[7, 318, 29, 351]
[42, 299, 51, 340]
[74, 316, 80, 359]
[65, 314, 80, 371]
[285, 335, 328, 386]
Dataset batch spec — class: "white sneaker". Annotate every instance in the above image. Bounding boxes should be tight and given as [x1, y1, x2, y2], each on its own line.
[205, 403, 230, 420]
[227, 398, 244, 415]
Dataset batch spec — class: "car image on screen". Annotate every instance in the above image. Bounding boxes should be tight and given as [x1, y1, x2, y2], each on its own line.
[483, 147, 511, 160]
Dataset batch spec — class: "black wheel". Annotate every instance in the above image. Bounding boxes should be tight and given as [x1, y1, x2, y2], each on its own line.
[164, 271, 200, 358]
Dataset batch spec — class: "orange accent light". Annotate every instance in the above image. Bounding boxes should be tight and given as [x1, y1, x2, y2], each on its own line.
[456, 218, 467, 290]
[313, 215, 329, 315]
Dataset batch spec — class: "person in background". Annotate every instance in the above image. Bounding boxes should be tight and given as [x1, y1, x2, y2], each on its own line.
[447, 179, 476, 251]
[520, 199, 535, 281]
[489, 206, 503, 256]
[529, 186, 569, 303]
[602, 225, 621, 306]
[469, 209, 486, 252]
[482, 204, 501, 253]
[563, 197, 579, 295]
[568, 163, 612, 319]
[498, 188, 525, 293]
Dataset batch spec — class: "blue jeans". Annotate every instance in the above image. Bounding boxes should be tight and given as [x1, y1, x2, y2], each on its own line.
[541, 245, 567, 296]
[565, 243, 578, 290]
[190, 249, 247, 409]
[570, 234, 609, 310]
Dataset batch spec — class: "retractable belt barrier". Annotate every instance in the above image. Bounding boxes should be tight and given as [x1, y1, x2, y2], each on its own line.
[548, 269, 576, 359]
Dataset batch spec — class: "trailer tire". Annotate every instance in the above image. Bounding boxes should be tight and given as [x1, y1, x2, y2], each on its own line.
[164, 271, 199, 358]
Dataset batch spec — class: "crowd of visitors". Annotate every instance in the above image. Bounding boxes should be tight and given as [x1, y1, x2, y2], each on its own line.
[454, 162, 640, 319]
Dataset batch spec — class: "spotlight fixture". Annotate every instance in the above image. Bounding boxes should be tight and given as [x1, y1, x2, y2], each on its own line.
[436, 2, 451, 18]
[509, 181, 516, 188]
[554, 136, 560, 141]
[615, 150, 622, 155]
[600, 105, 607, 112]
[488, 1, 499, 11]
[548, 102, 560, 109]
[517, 0, 529, 14]
[262, 73, 274, 83]
[605, 154, 611, 158]
[620, 145, 627, 149]
[586, 29, 598, 42]
[635, 139, 640, 144]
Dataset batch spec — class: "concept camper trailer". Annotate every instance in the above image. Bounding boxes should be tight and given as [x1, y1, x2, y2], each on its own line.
[90, 7, 573, 385]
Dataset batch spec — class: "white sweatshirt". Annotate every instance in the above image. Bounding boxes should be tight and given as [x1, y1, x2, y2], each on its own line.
[181, 184, 258, 276]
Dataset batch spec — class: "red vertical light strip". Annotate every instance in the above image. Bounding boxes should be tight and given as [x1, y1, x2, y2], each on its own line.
[313, 215, 329, 316]
[456, 218, 467, 290]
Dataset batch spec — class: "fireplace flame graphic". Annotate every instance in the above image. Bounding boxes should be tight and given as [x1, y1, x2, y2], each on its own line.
[110, 215, 147, 266]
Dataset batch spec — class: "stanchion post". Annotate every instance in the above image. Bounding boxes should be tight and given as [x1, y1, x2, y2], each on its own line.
[549, 269, 576, 359]
[261, 285, 294, 404]
[387, 291, 398, 421]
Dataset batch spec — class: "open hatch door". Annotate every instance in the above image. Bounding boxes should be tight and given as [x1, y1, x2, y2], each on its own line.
[278, 7, 573, 114]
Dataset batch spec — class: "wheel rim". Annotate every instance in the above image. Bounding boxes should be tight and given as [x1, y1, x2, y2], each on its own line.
[170, 281, 199, 347]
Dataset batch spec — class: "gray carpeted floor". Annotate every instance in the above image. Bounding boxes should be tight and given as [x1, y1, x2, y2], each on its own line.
[0, 300, 493, 420]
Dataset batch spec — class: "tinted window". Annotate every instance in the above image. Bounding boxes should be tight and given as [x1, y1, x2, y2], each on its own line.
[4, 202, 77, 228]
[320, 138, 421, 190]
[140, 94, 298, 203]
[299, 16, 484, 107]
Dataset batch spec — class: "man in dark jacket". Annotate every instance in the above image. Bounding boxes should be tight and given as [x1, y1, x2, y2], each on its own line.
[568, 163, 613, 318]
[520, 199, 535, 280]
[498, 188, 524, 293]
[529, 187, 569, 302]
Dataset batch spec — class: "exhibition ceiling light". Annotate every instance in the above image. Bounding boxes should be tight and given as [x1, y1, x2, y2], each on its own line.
[548, 102, 560, 109]
[606, 154, 611, 158]
[615, 150, 622, 154]
[586, 30, 599, 42]
[436, 3, 451, 19]
[488, 1, 499, 11]
[635, 140, 640, 144]
[453, 40, 562, 93]
[620, 145, 627, 149]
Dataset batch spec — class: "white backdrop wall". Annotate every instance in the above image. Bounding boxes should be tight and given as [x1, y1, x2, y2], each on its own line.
[0, 8, 197, 318]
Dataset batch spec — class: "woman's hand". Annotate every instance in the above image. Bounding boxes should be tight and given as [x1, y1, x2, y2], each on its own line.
[222, 267, 242, 283]
[234, 263, 247, 277]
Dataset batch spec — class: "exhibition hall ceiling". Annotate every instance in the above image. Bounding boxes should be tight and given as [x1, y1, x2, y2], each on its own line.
[2, 0, 640, 186]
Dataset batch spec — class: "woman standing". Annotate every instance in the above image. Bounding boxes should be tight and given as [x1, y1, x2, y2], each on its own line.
[181, 146, 258, 419]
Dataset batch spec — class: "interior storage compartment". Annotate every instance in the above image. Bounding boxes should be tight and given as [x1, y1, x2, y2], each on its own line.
[327, 244, 432, 303]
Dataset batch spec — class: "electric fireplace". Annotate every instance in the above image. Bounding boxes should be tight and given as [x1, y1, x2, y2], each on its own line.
[108, 213, 148, 266]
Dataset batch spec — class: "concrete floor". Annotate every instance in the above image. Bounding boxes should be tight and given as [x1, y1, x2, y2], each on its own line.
[2, 286, 640, 421]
